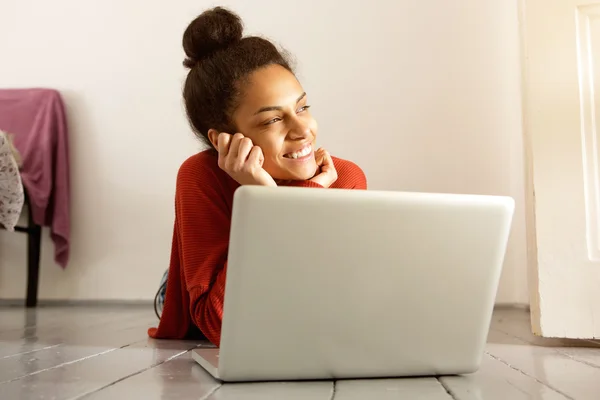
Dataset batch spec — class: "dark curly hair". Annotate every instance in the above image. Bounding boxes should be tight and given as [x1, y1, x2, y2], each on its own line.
[182, 7, 294, 148]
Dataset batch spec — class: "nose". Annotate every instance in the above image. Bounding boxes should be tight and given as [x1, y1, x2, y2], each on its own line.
[287, 117, 311, 140]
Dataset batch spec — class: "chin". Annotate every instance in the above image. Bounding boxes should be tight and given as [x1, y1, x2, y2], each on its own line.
[294, 161, 319, 180]
[273, 162, 319, 182]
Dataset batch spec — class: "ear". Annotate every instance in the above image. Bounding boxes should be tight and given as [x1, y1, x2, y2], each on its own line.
[207, 129, 220, 150]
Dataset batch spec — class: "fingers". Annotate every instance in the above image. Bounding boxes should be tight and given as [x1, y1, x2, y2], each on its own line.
[237, 137, 254, 161]
[229, 133, 254, 161]
[247, 146, 264, 167]
[228, 133, 244, 158]
[309, 148, 337, 188]
[218, 133, 257, 172]
[217, 133, 232, 157]
[321, 150, 334, 171]
[314, 147, 326, 166]
[215, 132, 271, 186]
[220, 133, 252, 159]
[314, 148, 332, 169]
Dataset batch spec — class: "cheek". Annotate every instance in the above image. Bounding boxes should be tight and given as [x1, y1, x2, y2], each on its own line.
[306, 117, 318, 139]
[251, 134, 285, 159]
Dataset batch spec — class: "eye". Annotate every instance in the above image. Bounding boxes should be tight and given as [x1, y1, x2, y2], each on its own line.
[264, 117, 282, 125]
[297, 105, 311, 113]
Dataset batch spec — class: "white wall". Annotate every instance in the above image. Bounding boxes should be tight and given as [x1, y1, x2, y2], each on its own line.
[0, 0, 528, 304]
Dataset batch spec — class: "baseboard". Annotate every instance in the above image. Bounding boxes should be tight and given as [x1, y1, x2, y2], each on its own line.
[0, 299, 153, 307]
[1, 299, 530, 312]
[494, 303, 530, 311]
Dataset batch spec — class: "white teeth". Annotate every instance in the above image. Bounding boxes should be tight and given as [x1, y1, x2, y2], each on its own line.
[286, 145, 311, 159]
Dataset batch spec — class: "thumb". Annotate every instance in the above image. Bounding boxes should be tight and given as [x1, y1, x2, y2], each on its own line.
[314, 148, 325, 166]
[320, 150, 334, 171]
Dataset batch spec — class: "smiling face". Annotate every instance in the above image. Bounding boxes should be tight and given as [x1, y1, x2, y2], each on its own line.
[229, 64, 319, 181]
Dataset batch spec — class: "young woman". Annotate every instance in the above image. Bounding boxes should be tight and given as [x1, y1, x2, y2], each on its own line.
[149, 7, 367, 346]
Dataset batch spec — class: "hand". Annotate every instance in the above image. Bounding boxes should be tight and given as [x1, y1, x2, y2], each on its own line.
[310, 148, 338, 188]
[217, 133, 277, 187]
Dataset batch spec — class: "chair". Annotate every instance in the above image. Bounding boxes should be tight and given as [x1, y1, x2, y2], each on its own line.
[13, 192, 42, 307]
[1, 191, 42, 307]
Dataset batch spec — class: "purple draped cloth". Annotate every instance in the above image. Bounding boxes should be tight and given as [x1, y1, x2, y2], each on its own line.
[0, 88, 70, 267]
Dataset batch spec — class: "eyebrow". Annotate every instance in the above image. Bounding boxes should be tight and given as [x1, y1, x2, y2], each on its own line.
[254, 92, 307, 115]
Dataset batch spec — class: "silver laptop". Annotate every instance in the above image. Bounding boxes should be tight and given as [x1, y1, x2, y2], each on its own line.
[192, 186, 514, 382]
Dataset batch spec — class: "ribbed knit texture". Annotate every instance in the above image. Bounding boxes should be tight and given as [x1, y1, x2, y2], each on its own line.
[148, 150, 367, 346]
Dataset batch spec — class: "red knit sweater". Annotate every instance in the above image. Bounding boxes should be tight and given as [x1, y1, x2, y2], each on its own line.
[148, 150, 367, 346]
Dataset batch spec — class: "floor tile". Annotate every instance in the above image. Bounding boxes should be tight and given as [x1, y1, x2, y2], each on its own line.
[0, 337, 199, 400]
[83, 352, 220, 400]
[208, 381, 333, 400]
[440, 354, 568, 399]
[2, 306, 599, 399]
[486, 330, 600, 399]
[335, 378, 452, 399]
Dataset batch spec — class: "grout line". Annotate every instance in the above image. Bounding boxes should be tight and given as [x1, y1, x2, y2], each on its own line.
[1, 343, 63, 360]
[505, 377, 536, 397]
[535, 346, 600, 370]
[0, 321, 155, 372]
[201, 384, 223, 400]
[328, 380, 337, 400]
[492, 327, 600, 370]
[73, 346, 204, 400]
[485, 352, 574, 399]
[0, 343, 133, 385]
[436, 377, 458, 400]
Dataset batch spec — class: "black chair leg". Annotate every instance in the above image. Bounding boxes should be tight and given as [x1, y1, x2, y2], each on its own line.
[25, 211, 42, 308]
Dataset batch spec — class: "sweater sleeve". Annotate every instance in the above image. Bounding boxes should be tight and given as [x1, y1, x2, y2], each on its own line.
[332, 157, 367, 190]
[350, 168, 367, 189]
[175, 164, 231, 346]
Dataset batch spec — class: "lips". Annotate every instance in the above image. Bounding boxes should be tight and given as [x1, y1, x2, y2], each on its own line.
[283, 144, 312, 159]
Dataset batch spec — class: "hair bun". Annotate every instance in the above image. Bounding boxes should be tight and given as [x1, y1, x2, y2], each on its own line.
[182, 7, 243, 68]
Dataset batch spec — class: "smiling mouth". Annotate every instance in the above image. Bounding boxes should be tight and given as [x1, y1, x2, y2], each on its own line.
[283, 144, 313, 160]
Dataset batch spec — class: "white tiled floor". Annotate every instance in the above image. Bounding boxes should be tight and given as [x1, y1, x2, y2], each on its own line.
[0, 306, 599, 399]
